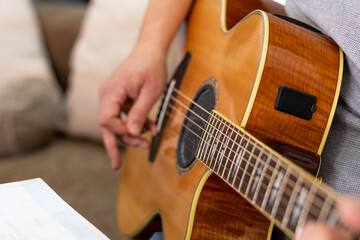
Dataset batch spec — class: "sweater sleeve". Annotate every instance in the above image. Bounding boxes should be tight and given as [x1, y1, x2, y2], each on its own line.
[285, 0, 360, 117]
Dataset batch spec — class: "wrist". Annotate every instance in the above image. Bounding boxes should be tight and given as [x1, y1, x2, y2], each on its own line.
[135, 29, 169, 56]
[131, 39, 167, 65]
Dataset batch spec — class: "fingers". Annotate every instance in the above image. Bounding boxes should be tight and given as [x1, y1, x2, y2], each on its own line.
[102, 118, 128, 135]
[126, 84, 163, 136]
[296, 222, 352, 240]
[98, 90, 126, 135]
[99, 83, 157, 169]
[338, 197, 360, 232]
[101, 127, 122, 170]
[295, 197, 360, 240]
[98, 53, 165, 170]
[121, 133, 149, 148]
[144, 119, 157, 136]
[101, 123, 154, 169]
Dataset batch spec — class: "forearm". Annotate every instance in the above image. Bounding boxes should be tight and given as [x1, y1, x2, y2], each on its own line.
[136, 0, 193, 53]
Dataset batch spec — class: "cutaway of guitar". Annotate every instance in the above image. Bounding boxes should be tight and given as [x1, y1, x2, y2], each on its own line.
[117, 0, 343, 239]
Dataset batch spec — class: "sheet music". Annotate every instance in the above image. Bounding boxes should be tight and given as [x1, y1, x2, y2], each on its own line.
[0, 178, 110, 240]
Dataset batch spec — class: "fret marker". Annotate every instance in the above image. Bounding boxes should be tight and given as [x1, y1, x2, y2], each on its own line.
[218, 134, 229, 167]
[268, 170, 284, 208]
[232, 142, 246, 176]
[201, 126, 211, 160]
[290, 187, 308, 228]
[327, 210, 338, 226]
[210, 130, 221, 160]
[251, 163, 264, 194]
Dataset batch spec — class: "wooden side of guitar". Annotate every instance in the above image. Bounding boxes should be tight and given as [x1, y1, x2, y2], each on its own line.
[225, 0, 287, 29]
[117, 0, 342, 239]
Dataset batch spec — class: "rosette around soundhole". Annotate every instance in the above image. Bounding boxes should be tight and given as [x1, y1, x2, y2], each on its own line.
[176, 79, 218, 171]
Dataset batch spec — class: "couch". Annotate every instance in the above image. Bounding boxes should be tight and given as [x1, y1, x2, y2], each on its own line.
[0, 1, 128, 239]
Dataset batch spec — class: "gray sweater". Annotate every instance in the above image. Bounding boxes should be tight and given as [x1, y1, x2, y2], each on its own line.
[285, 0, 360, 195]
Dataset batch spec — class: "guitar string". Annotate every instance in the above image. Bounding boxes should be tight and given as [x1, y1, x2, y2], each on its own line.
[165, 99, 330, 214]
[169, 90, 331, 213]
[171, 91, 269, 161]
[172, 87, 327, 205]
[164, 106, 331, 227]
[166, 102, 335, 226]
[168, 92, 328, 210]
[169, 94, 269, 162]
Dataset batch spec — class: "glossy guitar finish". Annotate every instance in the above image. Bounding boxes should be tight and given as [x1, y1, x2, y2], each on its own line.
[117, 0, 343, 239]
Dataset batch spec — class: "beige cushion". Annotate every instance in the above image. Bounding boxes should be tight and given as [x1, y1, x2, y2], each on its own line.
[0, 0, 61, 155]
[63, 0, 185, 141]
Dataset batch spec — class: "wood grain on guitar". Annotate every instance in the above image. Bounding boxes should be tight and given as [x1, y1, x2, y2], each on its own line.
[117, 0, 343, 239]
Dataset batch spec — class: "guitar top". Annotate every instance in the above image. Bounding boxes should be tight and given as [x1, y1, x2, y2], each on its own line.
[117, 0, 344, 239]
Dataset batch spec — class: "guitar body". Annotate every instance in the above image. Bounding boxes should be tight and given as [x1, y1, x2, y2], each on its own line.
[117, 0, 342, 239]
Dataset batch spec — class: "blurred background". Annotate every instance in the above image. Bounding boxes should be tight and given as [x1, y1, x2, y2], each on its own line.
[0, 0, 183, 238]
[0, 0, 284, 239]
[0, 0, 150, 239]
[34, 0, 88, 92]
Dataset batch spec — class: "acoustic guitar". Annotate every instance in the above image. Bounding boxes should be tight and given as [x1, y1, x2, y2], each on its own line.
[117, 0, 346, 239]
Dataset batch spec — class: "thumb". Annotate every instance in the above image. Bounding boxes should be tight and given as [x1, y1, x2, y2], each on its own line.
[126, 85, 162, 136]
[338, 197, 360, 232]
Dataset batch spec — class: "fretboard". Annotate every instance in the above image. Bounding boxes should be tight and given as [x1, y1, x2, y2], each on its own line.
[195, 110, 339, 237]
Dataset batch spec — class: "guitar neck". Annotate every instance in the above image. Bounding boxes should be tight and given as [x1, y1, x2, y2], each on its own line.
[195, 110, 340, 237]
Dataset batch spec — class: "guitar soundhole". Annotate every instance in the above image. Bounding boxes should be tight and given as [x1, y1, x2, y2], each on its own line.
[176, 81, 217, 170]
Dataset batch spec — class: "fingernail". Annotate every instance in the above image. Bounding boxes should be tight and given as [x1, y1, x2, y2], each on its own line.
[151, 126, 158, 136]
[111, 160, 121, 170]
[154, 129, 158, 136]
[130, 122, 141, 136]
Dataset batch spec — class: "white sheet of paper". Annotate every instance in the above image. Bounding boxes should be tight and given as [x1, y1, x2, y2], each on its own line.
[0, 178, 110, 240]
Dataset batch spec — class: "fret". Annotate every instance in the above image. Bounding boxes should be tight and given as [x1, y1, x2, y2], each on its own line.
[282, 173, 303, 229]
[221, 120, 237, 178]
[226, 129, 243, 185]
[195, 112, 344, 239]
[238, 136, 253, 193]
[215, 119, 231, 175]
[209, 116, 221, 169]
[210, 116, 226, 171]
[326, 206, 339, 226]
[297, 182, 317, 230]
[207, 115, 222, 169]
[253, 151, 271, 207]
[240, 140, 257, 195]
[200, 113, 215, 164]
[318, 195, 338, 227]
[318, 193, 335, 222]
[230, 133, 245, 186]
[198, 112, 213, 161]
[307, 202, 322, 222]
[197, 113, 212, 161]
[205, 115, 217, 167]
[271, 164, 291, 221]
[261, 157, 280, 213]
[306, 190, 328, 222]
[245, 145, 264, 200]
[204, 114, 216, 164]
[249, 158, 265, 201]
[232, 135, 249, 190]
[288, 182, 310, 232]
[319, 200, 342, 234]
[275, 171, 297, 227]
[264, 163, 284, 215]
